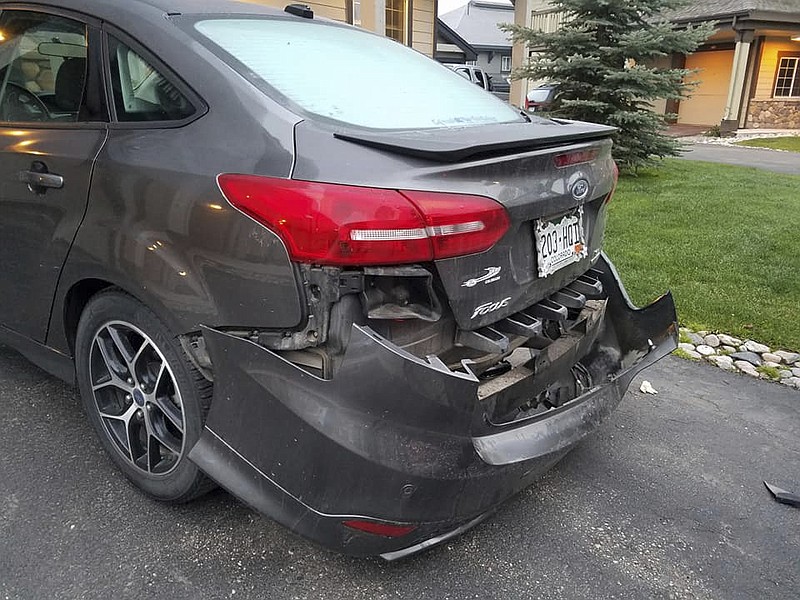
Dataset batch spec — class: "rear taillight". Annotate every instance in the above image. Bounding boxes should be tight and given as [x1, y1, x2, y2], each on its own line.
[553, 148, 599, 168]
[217, 175, 509, 266]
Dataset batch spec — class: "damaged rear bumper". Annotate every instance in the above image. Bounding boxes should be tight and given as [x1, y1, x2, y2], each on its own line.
[188, 253, 677, 558]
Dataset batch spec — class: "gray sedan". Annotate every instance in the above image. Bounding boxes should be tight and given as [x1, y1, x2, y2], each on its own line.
[0, 0, 677, 558]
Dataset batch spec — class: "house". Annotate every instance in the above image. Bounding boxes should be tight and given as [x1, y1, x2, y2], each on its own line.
[509, 0, 800, 130]
[243, 0, 437, 57]
[439, 1, 514, 83]
[668, 1, 800, 130]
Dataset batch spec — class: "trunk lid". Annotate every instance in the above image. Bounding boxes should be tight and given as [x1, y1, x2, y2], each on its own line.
[292, 119, 617, 330]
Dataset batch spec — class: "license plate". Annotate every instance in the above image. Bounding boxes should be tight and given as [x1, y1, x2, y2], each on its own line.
[534, 206, 587, 278]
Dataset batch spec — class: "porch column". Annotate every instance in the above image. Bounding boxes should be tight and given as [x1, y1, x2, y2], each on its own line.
[721, 30, 754, 131]
[361, 0, 386, 37]
[510, 0, 535, 107]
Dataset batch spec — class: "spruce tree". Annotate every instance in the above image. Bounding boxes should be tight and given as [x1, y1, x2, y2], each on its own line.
[503, 0, 713, 169]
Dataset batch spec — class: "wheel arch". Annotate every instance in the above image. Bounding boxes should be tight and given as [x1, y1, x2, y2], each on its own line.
[52, 274, 188, 357]
[62, 278, 115, 355]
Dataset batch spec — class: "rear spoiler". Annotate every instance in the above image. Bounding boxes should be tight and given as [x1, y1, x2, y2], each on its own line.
[334, 119, 617, 163]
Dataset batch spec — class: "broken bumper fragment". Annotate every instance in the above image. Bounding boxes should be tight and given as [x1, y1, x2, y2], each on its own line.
[188, 254, 677, 558]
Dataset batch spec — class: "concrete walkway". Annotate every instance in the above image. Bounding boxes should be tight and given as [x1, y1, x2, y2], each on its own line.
[678, 143, 800, 175]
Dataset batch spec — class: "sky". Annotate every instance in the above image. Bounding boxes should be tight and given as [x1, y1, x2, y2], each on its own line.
[438, 0, 512, 17]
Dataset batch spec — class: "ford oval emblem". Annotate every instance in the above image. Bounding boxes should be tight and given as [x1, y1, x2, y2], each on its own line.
[572, 179, 590, 201]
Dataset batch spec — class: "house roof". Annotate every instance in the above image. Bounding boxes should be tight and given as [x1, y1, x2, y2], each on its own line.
[439, 0, 514, 50]
[668, 0, 800, 22]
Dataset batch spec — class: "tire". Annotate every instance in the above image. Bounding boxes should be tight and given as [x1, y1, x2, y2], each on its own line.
[75, 289, 214, 503]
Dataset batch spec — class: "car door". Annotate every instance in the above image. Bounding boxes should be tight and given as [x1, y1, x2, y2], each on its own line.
[473, 69, 487, 90]
[454, 67, 472, 83]
[0, 7, 107, 342]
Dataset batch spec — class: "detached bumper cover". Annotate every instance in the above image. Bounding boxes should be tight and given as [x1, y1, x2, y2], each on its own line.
[188, 253, 677, 558]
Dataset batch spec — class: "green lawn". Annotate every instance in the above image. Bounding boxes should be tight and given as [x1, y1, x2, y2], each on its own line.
[604, 159, 800, 351]
[734, 136, 800, 152]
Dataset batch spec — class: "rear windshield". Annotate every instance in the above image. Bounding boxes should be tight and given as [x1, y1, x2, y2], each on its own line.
[528, 88, 555, 103]
[190, 18, 523, 130]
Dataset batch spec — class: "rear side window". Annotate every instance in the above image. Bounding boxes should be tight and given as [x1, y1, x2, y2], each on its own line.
[107, 35, 194, 122]
[191, 19, 522, 130]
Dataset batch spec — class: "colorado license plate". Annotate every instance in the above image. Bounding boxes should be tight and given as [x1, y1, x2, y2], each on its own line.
[534, 206, 587, 278]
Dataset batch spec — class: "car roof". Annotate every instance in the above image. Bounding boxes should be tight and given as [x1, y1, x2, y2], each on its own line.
[113, 0, 286, 16]
[0, 0, 287, 21]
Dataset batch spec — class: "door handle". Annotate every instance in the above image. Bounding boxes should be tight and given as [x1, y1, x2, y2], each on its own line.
[19, 162, 64, 194]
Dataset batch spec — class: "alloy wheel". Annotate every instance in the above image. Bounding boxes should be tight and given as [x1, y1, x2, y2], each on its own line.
[89, 321, 186, 475]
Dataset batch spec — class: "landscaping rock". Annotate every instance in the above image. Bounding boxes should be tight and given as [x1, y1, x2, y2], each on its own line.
[696, 344, 716, 356]
[735, 361, 760, 377]
[743, 340, 770, 354]
[718, 334, 742, 346]
[674, 327, 798, 392]
[729, 351, 762, 367]
[710, 355, 735, 371]
[687, 332, 704, 345]
[775, 351, 800, 365]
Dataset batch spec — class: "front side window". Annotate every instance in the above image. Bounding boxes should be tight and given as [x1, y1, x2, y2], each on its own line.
[191, 19, 522, 130]
[0, 10, 88, 123]
[107, 35, 194, 122]
[774, 55, 800, 98]
[385, 0, 407, 44]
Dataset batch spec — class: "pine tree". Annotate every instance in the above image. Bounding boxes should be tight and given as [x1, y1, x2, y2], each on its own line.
[502, 0, 713, 169]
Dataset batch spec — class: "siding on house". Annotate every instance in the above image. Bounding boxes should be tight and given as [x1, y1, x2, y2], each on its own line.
[678, 49, 735, 125]
[412, 0, 435, 56]
[753, 38, 800, 100]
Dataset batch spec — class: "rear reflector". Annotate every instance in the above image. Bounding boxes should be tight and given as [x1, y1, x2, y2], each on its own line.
[554, 148, 599, 168]
[217, 175, 509, 266]
[342, 519, 418, 538]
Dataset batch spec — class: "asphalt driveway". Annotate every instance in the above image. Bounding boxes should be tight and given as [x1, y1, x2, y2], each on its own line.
[679, 143, 800, 175]
[1, 345, 798, 600]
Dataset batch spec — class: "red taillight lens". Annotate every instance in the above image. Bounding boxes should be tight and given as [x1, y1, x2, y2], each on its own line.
[400, 189, 510, 260]
[218, 175, 509, 266]
[553, 148, 599, 168]
[342, 519, 418, 538]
